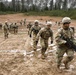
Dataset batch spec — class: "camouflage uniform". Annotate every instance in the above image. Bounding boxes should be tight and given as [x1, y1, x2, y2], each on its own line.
[24, 19, 26, 25]
[55, 28, 74, 69]
[30, 25, 41, 51]
[27, 22, 32, 35]
[13, 23, 18, 34]
[3, 23, 9, 39]
[20, 20, 23, 26]
[36, 27, 53, 58]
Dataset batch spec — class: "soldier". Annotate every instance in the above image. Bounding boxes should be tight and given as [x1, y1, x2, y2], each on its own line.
[55, 17, 75, 71]
[3, 21, 9, 39]
[0, 22, 2, 29]
[58, 21, 61, 29]
[29, 20, 41, 52]
[27, 22, 32, 35]
[20, 20, 23, 26]
[24, 19, 26, 25]
[36, 22, 53, 59]
[13, 22, 18, 34]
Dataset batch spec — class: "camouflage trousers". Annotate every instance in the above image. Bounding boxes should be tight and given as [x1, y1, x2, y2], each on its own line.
[28, 29, 31, 35]
[40, 38, 48, 55]
[14, 28, 18, 34]
[4, 30, 9, 39]
[56, 46, 74, 66]
[32, 34, 38, 51]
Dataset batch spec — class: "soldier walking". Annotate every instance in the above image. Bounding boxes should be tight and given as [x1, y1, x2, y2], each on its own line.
[55, 17, 75, 71]
[36, 22, 53, 59]
[29, 20, 41, 52]
[13, 23, 18, 34]
[3, 21, 9, 39]
[27, 22, 32, 35]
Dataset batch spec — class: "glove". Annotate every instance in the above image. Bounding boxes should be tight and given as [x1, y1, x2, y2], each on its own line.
[29, 34, 31, 38]
[51, 41, 53, 44]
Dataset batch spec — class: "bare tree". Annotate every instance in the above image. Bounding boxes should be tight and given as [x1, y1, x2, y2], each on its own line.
[50, 0, 54, 10]
[12, 0, 16, 11]
[21, 0, 24, 11]
[63, 0, 68, 10]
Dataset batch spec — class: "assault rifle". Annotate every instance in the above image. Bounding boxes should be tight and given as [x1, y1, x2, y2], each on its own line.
[61, 36, 76, 52]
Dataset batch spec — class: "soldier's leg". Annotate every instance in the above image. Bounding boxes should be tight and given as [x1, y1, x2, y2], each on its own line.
[4, 30, 7, 39]
[28, 29, 30, 35]
[33, 34, 37, 51]
[6, 32, 8, 38]
[16, 28, 18, 33]
[4, 34, 6, 39]
[14, 28, 15, 34]
[63, 49, 74, 69]
[15, 29, 17, 34]
[40, 39, 48, 59]
[56, 48, 66, 68]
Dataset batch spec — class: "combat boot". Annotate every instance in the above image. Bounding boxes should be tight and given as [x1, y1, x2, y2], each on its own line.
[63, 61, 69, 69]
[57, 64, 62, 73]
[57, 64, 60, 69]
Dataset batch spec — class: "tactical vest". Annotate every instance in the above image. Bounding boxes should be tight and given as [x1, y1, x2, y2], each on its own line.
[40, 28, 53, 40]
[60, 27, 74, 39]
[4, 25, 9, 30]
[32, 26, 41, 34]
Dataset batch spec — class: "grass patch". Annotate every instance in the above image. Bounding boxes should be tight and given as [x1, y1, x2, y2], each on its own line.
[24, 10, 76, 19]
[0, 11, 18, 15]
[0, 10, 76, 19]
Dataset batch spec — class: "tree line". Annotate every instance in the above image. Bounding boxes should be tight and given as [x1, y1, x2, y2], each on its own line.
[0, 0, 76, 12]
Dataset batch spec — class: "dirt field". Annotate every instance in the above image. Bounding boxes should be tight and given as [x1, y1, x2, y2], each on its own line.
[0, 13, 76, 75]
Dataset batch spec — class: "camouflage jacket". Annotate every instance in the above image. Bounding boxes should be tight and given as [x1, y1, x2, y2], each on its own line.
[27, 24, 32, 29]
[36, 27, 53, 41]
[55, 27, 74, 46]
[30, 25, 41, 35]
[3, 24, 9, 30]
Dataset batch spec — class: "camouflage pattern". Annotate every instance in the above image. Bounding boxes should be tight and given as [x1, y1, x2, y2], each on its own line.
[30, 25, 41, 51]
[36, 27, 53, 58]
[27, 22, 32, 35]
[9, 23, 18, 34]
[55, 27, 74, 68]
[20, 20, 23, 26]
[24, 19, 26, 25]
[3, 23, 9, 39]
[13, 23, 18, 34]
[0, 23, 2, 29]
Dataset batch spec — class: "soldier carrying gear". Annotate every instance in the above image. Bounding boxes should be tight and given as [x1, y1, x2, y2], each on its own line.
[13, 23, 18, 34]
[36, 22, 53, 59]
[27, 22, 32, 35]
[24, 19, 26, 26]
[3, 21, 9, 39]
[55, 17, 75, 71]
[29, 20, 41, 53]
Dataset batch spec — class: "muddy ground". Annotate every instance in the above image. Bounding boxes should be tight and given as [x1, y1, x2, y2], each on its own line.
[0, 14, 76, 75]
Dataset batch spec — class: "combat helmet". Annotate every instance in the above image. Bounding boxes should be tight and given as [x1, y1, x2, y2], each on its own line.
[62, 17, 71, 24]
